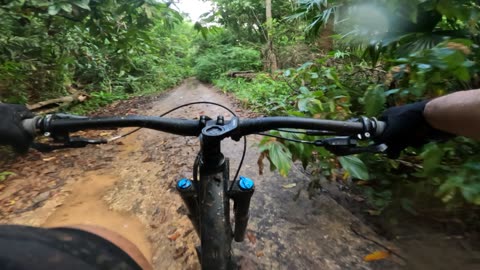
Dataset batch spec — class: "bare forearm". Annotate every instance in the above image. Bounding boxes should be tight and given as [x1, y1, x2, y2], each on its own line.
[424, 89, 480, 139]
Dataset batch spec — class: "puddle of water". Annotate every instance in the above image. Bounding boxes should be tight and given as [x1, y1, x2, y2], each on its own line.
[42, 172, 152, 262]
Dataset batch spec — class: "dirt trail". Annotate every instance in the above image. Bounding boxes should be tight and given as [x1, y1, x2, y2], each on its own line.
[42, 172, 152, 261]
[0, 78, 401, 269]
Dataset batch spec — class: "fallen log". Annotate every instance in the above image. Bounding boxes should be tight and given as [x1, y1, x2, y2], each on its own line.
[227, 71, 257, 80]
[27, 91, 89, 113]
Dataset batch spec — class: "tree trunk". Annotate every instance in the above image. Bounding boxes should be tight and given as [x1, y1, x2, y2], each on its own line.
[265, 0, 278, 72]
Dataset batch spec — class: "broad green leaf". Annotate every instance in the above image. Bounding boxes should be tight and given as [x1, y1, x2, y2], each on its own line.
[384, 89, 400, 96]
[338, 156, 369, 180]
[60, 3, 73, 13]
[298, 98, 310, 112]
[298, 61, 313, 71]
[363, 86, 385, 116]
[310, 99, 323, 112]
[417, 64, 432, 71]
[436, 175, 462, 196]
[299, 86, 310, 94]
[74, 0, 91, 10]
[268, 142, 292, 177]
[421, 143, 444, 174]
[48, 5, 61, 15]
[287, 111, 305, 117]
[453, 67, 470, 81]
[328, 100, 335, 112]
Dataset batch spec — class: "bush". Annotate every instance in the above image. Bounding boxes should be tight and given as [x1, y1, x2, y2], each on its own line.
[0, 1, 191, 105]
[217, 43, 480, 215]
[215, 73, 292, 113]
[194, 46, 262, 82]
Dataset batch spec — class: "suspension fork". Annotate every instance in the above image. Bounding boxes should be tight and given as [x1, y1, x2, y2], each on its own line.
[197, 133, 233, 268]
[177, 134, 228, 227]
[177, 116, 241, 268]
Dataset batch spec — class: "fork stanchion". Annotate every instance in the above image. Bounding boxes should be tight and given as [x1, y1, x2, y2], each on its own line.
[229, 176, 255, 242]
[176, 178, 200, 234]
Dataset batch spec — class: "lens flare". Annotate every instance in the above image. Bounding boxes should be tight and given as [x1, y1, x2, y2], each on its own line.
[339, 4, 389, 38]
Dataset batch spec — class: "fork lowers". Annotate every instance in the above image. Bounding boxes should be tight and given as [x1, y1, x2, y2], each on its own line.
[176, 178, 200, 235]
[229, 176, 255, 242]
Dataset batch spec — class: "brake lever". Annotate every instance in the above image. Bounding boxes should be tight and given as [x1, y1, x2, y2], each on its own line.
[326, 144, 387, 156]
[315, 137, 387, 156]
[32, 137, 108, 152]
[315, 137, 357, 147]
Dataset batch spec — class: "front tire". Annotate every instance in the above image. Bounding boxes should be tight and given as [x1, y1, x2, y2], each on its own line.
[198, 159, 233, 270]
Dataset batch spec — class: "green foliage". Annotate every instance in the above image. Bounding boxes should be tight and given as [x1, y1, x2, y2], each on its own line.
[338, 156, 369, 180]
[194, 47, 261, 82]
[190, 0, 480, 229]
[0, 0, 192, 105]
[215, 74, 291, 113]
[421, 139, 480, 206]
[287, 0, 339, 40]
[215, 9, 480, 215]
[362, 35, 480, 210]
[291, 0, 480, 65]
[204, 0, 298, 43]
[197, 0, 316, 70]
[257, 138, 293, 177]
[437, 161, 480, 206]
[193, 28, 262, 82]
[253, 59, 374, 180]
[216, 55, 377, 180]
[192, 28, 262, 82]
[362, 85, 386, 116]
[358, 37, 480, 210]
[69, 91, 127, 114]
[395, 39, 477, 97]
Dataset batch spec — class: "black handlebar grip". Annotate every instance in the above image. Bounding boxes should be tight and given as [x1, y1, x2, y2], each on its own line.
[21, 117, 41, 137]
[374, 120, 386, 137]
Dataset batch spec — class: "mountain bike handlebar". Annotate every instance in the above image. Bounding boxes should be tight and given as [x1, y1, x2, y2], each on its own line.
[23, 114, 385, 140]
[25, 114, 203, 137]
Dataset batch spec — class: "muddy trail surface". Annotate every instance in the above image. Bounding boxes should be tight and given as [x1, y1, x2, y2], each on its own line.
[0, 79, 405, 269]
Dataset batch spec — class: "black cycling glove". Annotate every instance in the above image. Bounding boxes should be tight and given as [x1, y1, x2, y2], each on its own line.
[377, 100, 452, 158]
[0, 103, 35, 153]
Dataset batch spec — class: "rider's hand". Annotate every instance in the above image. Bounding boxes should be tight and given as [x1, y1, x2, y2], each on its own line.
[0, 103, 35, 153]
[376, 100, 453, 158]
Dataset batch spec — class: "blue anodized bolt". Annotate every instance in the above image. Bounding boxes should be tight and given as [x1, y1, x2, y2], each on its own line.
[239, 176, 254, 190]
[177, 178, 192, 189]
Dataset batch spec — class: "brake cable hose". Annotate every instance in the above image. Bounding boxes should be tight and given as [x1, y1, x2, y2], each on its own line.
[255, 132, 317, 145]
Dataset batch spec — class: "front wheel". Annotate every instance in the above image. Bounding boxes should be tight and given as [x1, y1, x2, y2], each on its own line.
[198, 158, 233, 270]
